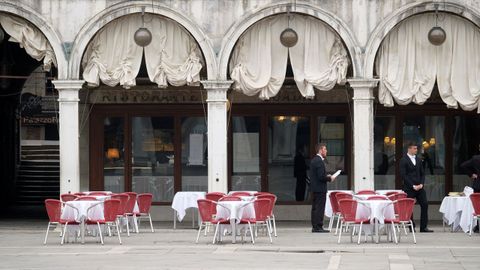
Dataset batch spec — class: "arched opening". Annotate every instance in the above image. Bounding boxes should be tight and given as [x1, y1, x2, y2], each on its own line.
[81, 13, 212, 203]
[0, 13, 59, 216]
[371, 12, 480, 202]
[225, 13, 354, 203]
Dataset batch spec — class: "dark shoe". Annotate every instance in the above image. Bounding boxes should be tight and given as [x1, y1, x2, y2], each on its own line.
[474, 225, 479, 233]
[312, 228, 329, 233]
[420, 228, 434, 233]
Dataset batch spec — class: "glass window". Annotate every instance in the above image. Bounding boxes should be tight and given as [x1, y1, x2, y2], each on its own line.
[268, 116, 310, 201]
[231, 116, 261, 192]
[403, 116, 445, 201]
[318, 116, 347, 190]
[452, 116, 480, 192]
[374, 117, 396, 190]
[181, 117, 208, 191]
[131, 117, 174, 202]
[103, 117, 125, 193]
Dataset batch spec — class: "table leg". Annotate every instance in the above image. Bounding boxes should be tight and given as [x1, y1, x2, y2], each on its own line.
[375, 220, 379, 244]
[231, 219, 236, 244]
[81, 219, 85, 244]
[192, 208, 195, 228]
[173, 210, 177, 229]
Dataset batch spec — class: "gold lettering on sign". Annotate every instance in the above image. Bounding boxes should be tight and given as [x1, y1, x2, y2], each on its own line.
[90, 89, 204, 104]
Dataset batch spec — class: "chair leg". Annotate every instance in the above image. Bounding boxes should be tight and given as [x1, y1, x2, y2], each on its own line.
[337, 221, 343, 244]
[115, 221, 122, 244]
[328, 215, 334, 232]
[335, 215, 341, 235]
[357, 223, 363, 245]
[61, 222, 68, 245]
[148, 214, 154, 232]
[248, 222, 255, 244]
[272, 215, 277, 237]
[213, 223, 220, 244]
[391, 222, 398, 244]
[410, 221, 416, 244]
[97, 222, 104, 245]
[125, 216, 130, 237]
[44, 223, 51, 245]
[470, 217, 474, 236]
[196, 223, 203, 243]
[403, 223, 408, 236]
[266, 222, 273, 244]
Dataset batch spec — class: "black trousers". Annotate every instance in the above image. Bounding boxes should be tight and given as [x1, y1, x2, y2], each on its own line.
[311, 192, 327, 230]
[295, 176, 306, 201]
[405, 188, 429, 230]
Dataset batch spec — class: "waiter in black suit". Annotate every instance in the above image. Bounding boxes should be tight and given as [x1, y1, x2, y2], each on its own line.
[400, 142, 433, 232]
[310, 143, 336, 233]
[460, 155, 480, 193]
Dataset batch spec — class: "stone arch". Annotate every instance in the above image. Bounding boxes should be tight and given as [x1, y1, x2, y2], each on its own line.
[364, 1, 480, 78]
[69, 0, 217, 81]
[218, 1, 361, 80]
[0, 2, 68, 79]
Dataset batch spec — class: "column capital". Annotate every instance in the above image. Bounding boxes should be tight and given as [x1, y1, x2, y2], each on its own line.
[201, 80, 233, 90]
[52, 80, 85, 90]
[347, 78, 379, 89]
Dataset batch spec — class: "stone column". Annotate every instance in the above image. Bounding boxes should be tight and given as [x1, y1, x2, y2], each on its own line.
[52, 80, 84, 194]
[201, 80, 233, 193]
[348, 79, 378, 192]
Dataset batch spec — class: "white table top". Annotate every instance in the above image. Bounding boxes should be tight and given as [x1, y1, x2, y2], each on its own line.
[61, 200, 104, 223]
[375, 190, 403, 195]
[171, 192, 206, 221]
[82, 191, 112, 195]
[227, 191, 258, 195]
[354, 194, 388, 200]
[216, 201, 255, 224]
[357, 200, 395, 224]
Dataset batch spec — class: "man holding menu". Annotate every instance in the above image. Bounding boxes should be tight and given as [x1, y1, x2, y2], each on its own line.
[310, 143, 337, 233]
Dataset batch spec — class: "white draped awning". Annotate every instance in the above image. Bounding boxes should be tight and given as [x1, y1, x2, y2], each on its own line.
[82, 14, 203, 89]
[0, 14, 56, 71]
[377, 13, 480, 113]
[229, 14, 349, 100]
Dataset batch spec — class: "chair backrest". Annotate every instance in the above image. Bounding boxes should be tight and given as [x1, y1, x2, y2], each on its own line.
[60, 194, 77, 202]
[335, 192, 353, 202]
[253, 198, 271, 222]
[356, 190, 376, 195]
[329, 192, 343, 214]
[124, 192, 138, 213]
[197, 199, 217, 222]
[219, 196, 241, 201]
[205, 192, 225, 202]
[229, 191, 251, 197]
[88, 191, 108, 196]
[137, 193, 153, 214]
[103, 199, 120, 222]
[385, 191, 399, 197]
[367, 195, 387, 200]
[388, 193, 407, 201]
[75, 196, 98, 201]
[256, 194, 277, 216]
[338, 199, 358, 222]
[73, 192, 86, 196]
[393, 198, 416, 222]
[470, 193, 480, 215]
[45, 199, 62, 222]
[111, 193, 129, 215]
[253, 192, 272, 196]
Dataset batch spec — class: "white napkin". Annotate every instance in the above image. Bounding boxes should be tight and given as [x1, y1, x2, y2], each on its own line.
[463, 186, 474, 197]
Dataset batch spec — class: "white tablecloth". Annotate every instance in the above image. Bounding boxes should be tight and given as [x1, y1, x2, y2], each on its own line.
[354, 194, 388, 201]
[216, 201, 255, 223]
[90, 195, 111, 201]
[61, 201, 104, 222]
[439, 196, 474, 233]
[171, 192, 206, 221]
[357, 200, 395, 224]
[82, 191, 112, 195]
[227, 191, 258, 195]
[325, 190, 354, 218]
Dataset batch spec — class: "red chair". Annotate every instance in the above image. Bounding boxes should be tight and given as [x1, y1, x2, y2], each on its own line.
[124, 192, 138, 236]
[196, 199, 230, 244]
[219, 196, 241, 201]
[256, 194, 278, 237]
[111, 193, 129, 231]
[55, 200, 80, 245]
[60, 194, 77, 202]
[356, 190, 376, 195]
[240, 198, 273, 244]
[385, 191, 400, 197]
[469, 193, 480, 236]
[367, 195, 388, 200]
[86, 199, 122, 245]
[44, 199, 63, 245]
[253, 192, 272, 196]
[88, 191, 109, 196]
[205, 192, 225, 202]
[337, 199, 370, 244]
[384, 198, 416, 244]
[73, 192, 86, 196]
[335, 192, 353, 202]
[136, 193, 154, 232]
[388, 193, 407, 201]
[229, 191, 252, 197]
[328, 192, 342, 233]
[75, 196, 98, 201]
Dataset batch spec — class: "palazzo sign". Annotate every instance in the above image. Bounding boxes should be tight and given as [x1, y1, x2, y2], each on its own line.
[89, 89, 203, 104]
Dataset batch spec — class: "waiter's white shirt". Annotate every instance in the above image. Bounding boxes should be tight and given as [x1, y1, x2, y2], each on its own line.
[407, 153, 416, 166]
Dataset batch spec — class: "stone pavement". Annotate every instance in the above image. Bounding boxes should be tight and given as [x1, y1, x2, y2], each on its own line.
[0, 220, 479, 270]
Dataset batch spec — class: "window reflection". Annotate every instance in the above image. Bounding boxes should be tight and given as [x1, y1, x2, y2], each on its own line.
[318, 117, 347, 190]
[181, 117, 208, 191]
[131, 117, 174, 202]
[103, 117, 124, 193]
[374, 117, 396, 190]
[453, 116, 480, 192]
